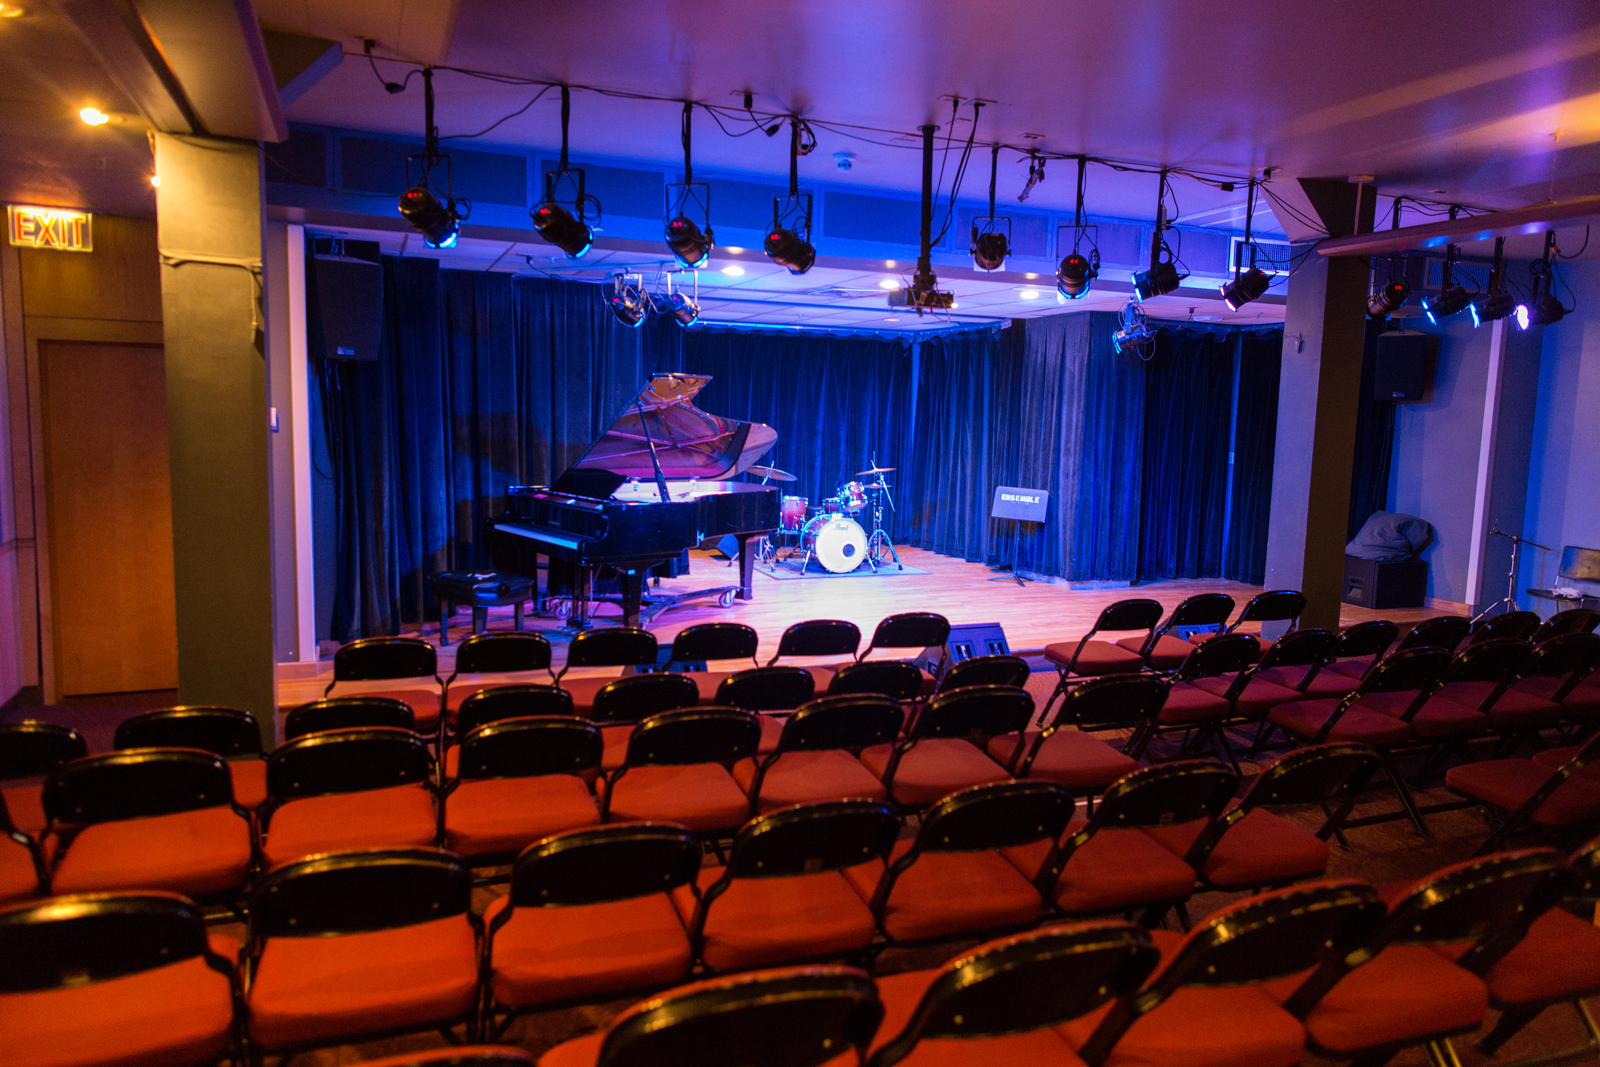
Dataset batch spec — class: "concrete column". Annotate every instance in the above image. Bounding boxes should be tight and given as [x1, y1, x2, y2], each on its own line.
[154, 133, 276, 745]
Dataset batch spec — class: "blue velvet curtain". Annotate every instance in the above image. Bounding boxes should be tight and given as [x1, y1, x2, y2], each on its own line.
[1225, 329, 1285, 583]
[1347, 320, 1398, 541]
[1070, 315, 1149, 581]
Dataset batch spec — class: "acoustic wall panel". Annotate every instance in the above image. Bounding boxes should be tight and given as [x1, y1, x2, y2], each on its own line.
[957, 206, 1051, 259]
[264, 128, 327, 187]
[343, 137, 527, 205]
[540, 160, 665, 219]
[823, 191, 943, 246]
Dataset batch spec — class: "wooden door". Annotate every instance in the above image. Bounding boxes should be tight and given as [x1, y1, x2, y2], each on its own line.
[39, 341, 178, 694]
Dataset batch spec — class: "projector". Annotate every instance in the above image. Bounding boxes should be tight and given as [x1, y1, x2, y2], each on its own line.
[888, 272, 955, 311]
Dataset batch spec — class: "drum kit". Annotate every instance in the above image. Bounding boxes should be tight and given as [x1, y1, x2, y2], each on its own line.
[754, 463, 902, 574]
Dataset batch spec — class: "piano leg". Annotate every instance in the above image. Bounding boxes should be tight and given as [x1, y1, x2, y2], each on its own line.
[618, 571, 645, 629]
[736, 535, 759, 601]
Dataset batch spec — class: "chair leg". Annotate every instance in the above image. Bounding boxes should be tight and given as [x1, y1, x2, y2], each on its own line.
[1247, 720, 1278, 757]
[1207, 723, 1242, 775]
[1474, 1002, 1548, 1056]
[1320, 800, 1352, 851]
[1378, 748, 1433, 838]
[1037, 670, 1070, 727]
[1425, 1038, 1465, 1067]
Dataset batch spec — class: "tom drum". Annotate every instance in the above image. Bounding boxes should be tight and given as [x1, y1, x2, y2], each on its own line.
[837, 481, 867, 513]
[779, 495, 809, 532]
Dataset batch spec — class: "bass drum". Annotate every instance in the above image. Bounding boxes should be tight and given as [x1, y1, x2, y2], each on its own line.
[801, 515, 868, 574]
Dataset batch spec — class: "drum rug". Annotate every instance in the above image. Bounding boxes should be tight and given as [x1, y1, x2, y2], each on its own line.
[758, 559, 931, 580]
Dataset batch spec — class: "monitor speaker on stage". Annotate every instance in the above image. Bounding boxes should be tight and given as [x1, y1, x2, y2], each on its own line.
[917, 622, 1011, 677]
[310, 254, 384, 361]
[1373, 330, 1432, 403]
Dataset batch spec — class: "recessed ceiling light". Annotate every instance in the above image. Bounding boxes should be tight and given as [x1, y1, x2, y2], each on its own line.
[726, 246, 744, 254]
[722, 264, 746, 276]
[885, 260, 896, 269]
[877, 278, 897, 289]
[884, 317, 901, 322]
[0, 4, 27, 17]
[149, 175, 160, 187]
[79, 107, 110, 126]
[1024, 273, 1038, 280]
[1020, 288, 1040, 299]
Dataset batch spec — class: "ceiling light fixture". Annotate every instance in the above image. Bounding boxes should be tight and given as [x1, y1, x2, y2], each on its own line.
[1219, 179, 1269, 310]
[1520, 230, 1570, 328]
[79, 107, 109, 126]
[665, 102, 714, 268]
[1469, 237, 1515, 327]
[970, 144, 1011, 271]
[398, 68, 468, 249]
[606, 273, 647, 328]
[1422, 244, 1472, 324]
[888, 123, 955, 312]
[764, 117, 817, 274]
[1131, 168, 1185, 300]
[1057, 157, 1100, 299]
[1367, 197, 1411, 319]
[1113, 300, 1155, 356]
[529, 86, 596, 258]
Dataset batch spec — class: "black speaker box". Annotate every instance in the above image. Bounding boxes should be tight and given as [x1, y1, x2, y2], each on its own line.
[310, 254, 384, 361]
[917, 622, 1011, 677]
[1373, 330, 1431, 403]
[1342, 556, 1428, 609]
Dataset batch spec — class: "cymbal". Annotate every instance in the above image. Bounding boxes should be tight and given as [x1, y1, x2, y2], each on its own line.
[748, 464, 797, 483]
[855, 465, 896, 477]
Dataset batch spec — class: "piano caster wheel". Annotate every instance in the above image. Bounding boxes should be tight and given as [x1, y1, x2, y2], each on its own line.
[550, 598, 573, 620]
[718, 590, 736, 608]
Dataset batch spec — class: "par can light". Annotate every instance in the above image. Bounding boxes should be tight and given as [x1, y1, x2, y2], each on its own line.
[763, 225, 815, 275]
[665, 214, 714, 268]
[971, 229, 1010, 272]
[530, 201, 592, 258]
[1056, 252, 1096, 299]
[399, 184, 460, 248]
[1220, 267, 1270, 311]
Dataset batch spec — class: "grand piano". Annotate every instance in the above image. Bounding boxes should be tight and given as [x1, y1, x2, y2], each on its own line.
[490, 373, 781, 629]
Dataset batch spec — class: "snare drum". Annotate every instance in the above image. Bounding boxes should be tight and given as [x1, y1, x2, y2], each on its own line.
[837, 481, 867, 513]
[823, 497, 843, 515]
[779, 495, 809, 532]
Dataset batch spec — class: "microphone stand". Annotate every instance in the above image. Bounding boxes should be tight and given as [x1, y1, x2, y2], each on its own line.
[1472, 526, 1550, 623]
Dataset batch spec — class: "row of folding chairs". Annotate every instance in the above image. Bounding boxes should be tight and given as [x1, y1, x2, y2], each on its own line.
[8, 834, 1600, 1067]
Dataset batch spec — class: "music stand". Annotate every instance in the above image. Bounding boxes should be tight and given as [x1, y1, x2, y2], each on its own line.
[988, 486, 1049, 587]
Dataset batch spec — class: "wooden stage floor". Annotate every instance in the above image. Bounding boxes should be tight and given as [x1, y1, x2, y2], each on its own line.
[279, 545, 1456, 706]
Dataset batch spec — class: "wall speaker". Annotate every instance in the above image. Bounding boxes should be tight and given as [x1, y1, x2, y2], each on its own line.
[1373, 330, 1431, 403]
[310, 254, 383, 361]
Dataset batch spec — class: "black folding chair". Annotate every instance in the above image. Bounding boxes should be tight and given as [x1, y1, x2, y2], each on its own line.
[324, 636, 444, 733]
[589, 672, 703, 772]
[860, 685, 1028, 810]
[114, 705, 267, 808]
[0, 791, 46, 901]
[1122, 593, 1236, 673]
[454, 684, 575, 737]
[936, 654, 1030, 693]
[827, 660, 926, 701]
[1470, 611, 1543, 645]
[283, 696, 415, 741]
[765, 619, 861, 666]
[601, 708, 760, 837]
[738, 695, 902, 815]
[664, 622, 760, 671]
[555, 628, 661, 714]
[441, 632, 554, 743]
[1532, 607, 1600, 642]
[0, 721, 87, 836]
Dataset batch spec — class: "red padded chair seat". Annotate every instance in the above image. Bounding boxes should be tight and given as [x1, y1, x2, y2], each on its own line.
[1190, 675, 1308, 718]
[557, 676, 613, 714]
[686, 671, 735, 703]
[1479, 905, 1600, 1006]
[1259, 943, 1487, 1054]
[1, 782, 46, 836]
[731, 750, 887, 813]
[870, 966, 1088, 1066]
[1325, 656, 1378, 679]
[1267, 700, 1412, 745]
[355, 686, 442, 732]
[49, 806, 253, 897]
[1140, 809, 1329, 888]
[0, 835, 39, 903]
[670, 865, 876, 971]
[605, 764, 751, 833]
[757, 714, 783, 754]
[1444, 760, 1600, 826]
[1359, 690, 1492, 738]
[228, 759, 267, 809]
[858, 739, 1010, 808]
[261, 783, 437, 869]
[1155, 683, 1231, 724]
[484, 892, 690, 1007]
[843, 839, 1044, 942]
[1114, 634, 1193, 671]
[1255, 665, 1358, 699]
[1055, 928, 1306, 1067]
[1531, 745, 1600, 780]
[1004, 823, 1196, 915]
[1553, 677, 1600, 721]
[1044, 640, 1144, 676]
[985, 729, 1137, 790]
[1437, 679, 1564, 730]
[0, 932, 239, 1067]
[599, 724, 631, 772]
[443, 775, 599, 856]
[246, 915, 477, 1048]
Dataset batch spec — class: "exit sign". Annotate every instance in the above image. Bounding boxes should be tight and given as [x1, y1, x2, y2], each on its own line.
[7, 205, 92, 252]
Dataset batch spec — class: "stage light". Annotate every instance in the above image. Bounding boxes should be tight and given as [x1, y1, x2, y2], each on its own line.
[1056, 252, 1096, 299]
[665, 214, 713, 268]
[606, 275, 647, 328]
[1112, 300, 1155, 356]
[1524, 292, 1565, 326]
[1132, 260, 1181, 301]
[971, 229, 1009, 271]
[1422, 284, 1472, 324]
[79, 107, 109, 126]
[1468, 288, 1515, 326]
[764, 225, 815, 274]
[1220, 266, 1269, 310]
[1367, 279, 1409, 319]
[530, 201, 592, 259]
[399, 184, 460, 248]
[666, 291, 699, 326]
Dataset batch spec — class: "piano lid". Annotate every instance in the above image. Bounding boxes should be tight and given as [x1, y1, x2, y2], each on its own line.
[570, 373, 778, 481]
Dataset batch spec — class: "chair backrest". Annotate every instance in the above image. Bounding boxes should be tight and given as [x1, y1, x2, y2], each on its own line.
[1334, 619, 1402, 665]
[345, 1049, 533, 1067]
[1351, 645, 1453, 696]
[1078, 880, 1387, 1067]
[456, 685, 574, 735]
[773, 696, 904, 754]
[1559, 545, 1600, 582]
[265, 727, 434, 802]
[1156, 593, 1235, 639]
[914, 780, 1076, 854]
[1077, 761, 1237, 837]
[716, 666, 817, 711]
[249, 847, 472, 939]
[1240, 743, 1383, 811]
[449, 632, 552, 678]
[1254, 628, 1340, 670]
[0, 721, 87, 781]
[767, 619, 861, 665]
[42, 748, 237, 826]
[827, 660, 924, 700]
[1048, 674, 1170, 733]
[1089, 598, 1164, 637]
[1395, 615, 1471, 654]
[1233, 590, 1307, 627]
[113, 705, 263, 758]
[908, 684, 1033, 742]
[862, 612, 949, 658]
[668, 623, 759, 666]
[284, 696, 415, 741]
[589, 673, 701, 724]
[937, 654, 1030, 692]
[866, 923, 1161, 1067]
[561, 627, 659, 677]
[506, 822, 701, 908]
[1427, 639, 1533, 712]
[453, 716, 602, 781]
[0, 892, 224, 994]
[330, 636, 438, 683]
[1172, 633, 1260, 681]
[1567, 834, 1600, 901]
[1532, 608, 1600, 643]
[1518, 631, 1600, 695]
[622, 708, 761, 768]
[723, 800, 900, 880]
[1469, 610, 1542, 646]
[592, 966, 883, 1067]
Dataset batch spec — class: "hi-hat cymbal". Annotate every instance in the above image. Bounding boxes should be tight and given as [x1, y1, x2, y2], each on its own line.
[748, 464, 797, 483]
[855, 465, 896, 477]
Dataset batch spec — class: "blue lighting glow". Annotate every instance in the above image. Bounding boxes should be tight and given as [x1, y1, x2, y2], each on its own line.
[1515, 304, 1530, 330]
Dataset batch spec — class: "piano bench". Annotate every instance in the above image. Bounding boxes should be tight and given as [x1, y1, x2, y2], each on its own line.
[432, 572, 536, 646]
